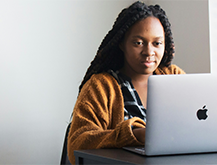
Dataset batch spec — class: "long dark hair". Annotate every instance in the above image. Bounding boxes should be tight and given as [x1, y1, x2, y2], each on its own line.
[79, 1, 174, 93]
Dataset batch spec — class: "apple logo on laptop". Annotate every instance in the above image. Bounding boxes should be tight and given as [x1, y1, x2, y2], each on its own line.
[196, 105, 208, 120]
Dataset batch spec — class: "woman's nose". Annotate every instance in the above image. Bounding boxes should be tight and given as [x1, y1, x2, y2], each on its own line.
[142, 43, 155, 56]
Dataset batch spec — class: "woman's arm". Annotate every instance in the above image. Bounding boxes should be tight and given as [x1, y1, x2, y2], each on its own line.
[67, 73, 146, 164]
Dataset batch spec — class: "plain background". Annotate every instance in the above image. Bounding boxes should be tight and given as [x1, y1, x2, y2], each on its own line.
[0, 0, 215, 164]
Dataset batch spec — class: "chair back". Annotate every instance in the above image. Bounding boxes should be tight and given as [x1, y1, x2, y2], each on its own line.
[60, 123, 71, 165]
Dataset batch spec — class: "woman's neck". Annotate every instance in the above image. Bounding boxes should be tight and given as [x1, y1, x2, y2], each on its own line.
[119, 68, 153, 84]
[119, 68, 153, 109]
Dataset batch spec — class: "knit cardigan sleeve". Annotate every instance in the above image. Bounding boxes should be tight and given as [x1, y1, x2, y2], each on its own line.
[67, 73, 145, 164]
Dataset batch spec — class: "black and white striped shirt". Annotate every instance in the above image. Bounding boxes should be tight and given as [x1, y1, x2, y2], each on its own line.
[108, 70, 147, 122]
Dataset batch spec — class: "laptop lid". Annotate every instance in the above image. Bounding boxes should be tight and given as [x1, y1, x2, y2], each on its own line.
[145, 73, 217, 156]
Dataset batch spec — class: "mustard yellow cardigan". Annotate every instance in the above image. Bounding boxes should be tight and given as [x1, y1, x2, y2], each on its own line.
[67, 65, 185, 164]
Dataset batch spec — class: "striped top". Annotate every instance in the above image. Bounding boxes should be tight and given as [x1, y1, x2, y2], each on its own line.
[108, 70, 148, 122]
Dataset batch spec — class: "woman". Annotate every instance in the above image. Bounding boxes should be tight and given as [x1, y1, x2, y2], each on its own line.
[67, 1, 185, 164]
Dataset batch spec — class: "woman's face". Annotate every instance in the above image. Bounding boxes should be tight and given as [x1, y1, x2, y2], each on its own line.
[120, 16, 165, 76]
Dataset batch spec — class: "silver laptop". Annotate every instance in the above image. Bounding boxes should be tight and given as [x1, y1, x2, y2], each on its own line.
[123, 73, 217, 156]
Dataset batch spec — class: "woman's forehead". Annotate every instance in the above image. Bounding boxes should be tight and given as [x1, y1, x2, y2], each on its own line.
[125, 17, 165, 39]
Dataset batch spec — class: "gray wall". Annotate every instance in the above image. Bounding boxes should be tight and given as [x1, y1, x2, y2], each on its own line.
[0, 0, 135, 164]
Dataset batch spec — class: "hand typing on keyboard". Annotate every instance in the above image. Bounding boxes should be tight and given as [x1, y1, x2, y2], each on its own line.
[132, 128, 146, 144]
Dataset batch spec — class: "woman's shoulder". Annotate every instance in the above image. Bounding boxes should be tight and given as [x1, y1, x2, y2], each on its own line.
[78, 72, 123, 105]
[90, 72, 118, 84]
[81, 72, 120, 94]
[155, 64, 186, 75]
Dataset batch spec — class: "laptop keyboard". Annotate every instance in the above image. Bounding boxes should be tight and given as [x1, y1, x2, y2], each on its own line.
[135, 147, 145, 153]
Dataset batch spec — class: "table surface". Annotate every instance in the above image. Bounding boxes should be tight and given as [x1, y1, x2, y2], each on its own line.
[74, 148, 217, 165]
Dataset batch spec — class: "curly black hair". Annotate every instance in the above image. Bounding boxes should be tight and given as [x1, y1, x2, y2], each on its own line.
[79, 1, 174, 92]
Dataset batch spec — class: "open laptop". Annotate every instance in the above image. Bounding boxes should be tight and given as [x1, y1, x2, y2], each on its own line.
[123, 73, 217, 156]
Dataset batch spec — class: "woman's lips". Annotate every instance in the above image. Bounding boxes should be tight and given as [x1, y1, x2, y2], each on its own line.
[142, 61, 155, 67]
[142, 56, 155, 67]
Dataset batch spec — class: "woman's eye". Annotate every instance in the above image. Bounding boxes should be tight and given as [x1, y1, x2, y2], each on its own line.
[134, 41, 143, 46]
[154, 42, 162, 46]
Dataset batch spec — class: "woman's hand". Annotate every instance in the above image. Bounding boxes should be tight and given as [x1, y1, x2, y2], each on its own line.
[132, 128, 146, 144]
